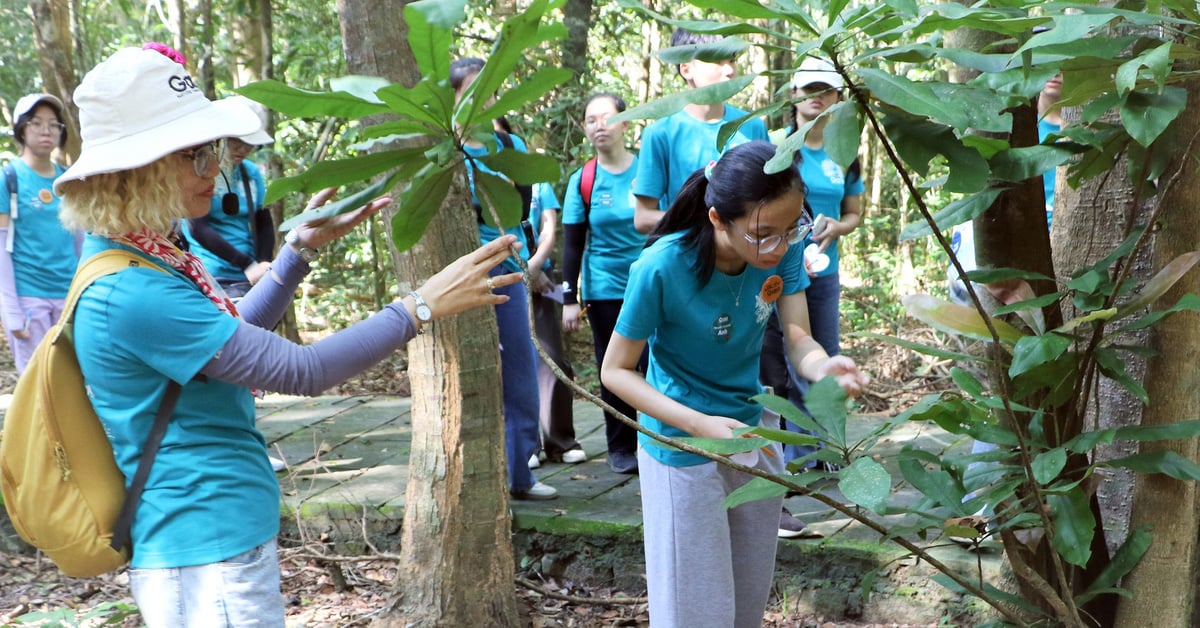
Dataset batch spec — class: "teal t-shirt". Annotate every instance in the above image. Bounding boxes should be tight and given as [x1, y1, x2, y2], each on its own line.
[1039, 119, 1061, 226]
[800, 144, 865, 277]
[184, 160, 268, 280]
[633, 106, 769, 209]
[562, 158, 643, 301]
[464, 133, 534, 273]
[528, 182, 559, 272]
[74, 236, 276, 569]
[615, 232, 810, 467]
[1, 160, 77, 298]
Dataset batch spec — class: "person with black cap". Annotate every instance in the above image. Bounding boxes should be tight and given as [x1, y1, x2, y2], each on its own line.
[183, 95, 276, 299]
[0, 92, 81, 373]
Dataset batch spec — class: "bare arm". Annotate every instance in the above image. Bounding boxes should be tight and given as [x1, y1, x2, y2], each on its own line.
[813, 193, 863, 253]
[633, 195, 664, 234]
[777, 291, 868, 395]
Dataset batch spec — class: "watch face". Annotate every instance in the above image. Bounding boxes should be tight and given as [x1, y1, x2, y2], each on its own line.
[416, 304, 433, 322]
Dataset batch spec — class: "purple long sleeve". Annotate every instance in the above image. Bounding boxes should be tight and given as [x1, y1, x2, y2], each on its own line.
[200, 302, 417, 395]
[234, 245, 309, 328]
[0, 228, 23, 330]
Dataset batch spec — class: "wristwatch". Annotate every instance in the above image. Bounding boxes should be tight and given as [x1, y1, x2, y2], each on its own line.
[284, 229, 319, 263]
[409, 291, 433, 333]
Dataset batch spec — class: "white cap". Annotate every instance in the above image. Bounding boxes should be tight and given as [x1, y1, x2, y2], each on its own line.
[225, 95, 274, 145]
[791, 57, 844, 90]
[56, 47, 261, 192]
[13, 93, 64, 123]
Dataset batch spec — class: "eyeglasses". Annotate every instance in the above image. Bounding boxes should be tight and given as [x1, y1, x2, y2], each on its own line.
[27, 120, 66, 135]
[177, 141, 223, 177]
[727, 218, 812, 255]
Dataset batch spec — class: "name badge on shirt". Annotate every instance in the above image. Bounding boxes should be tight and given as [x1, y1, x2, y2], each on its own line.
[712, 313, 733, 344]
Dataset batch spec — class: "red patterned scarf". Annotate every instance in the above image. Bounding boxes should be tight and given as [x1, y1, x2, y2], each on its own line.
[111, 227, 240, 319]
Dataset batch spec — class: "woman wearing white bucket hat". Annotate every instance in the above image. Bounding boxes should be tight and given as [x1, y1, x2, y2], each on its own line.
[55, 44, 524, 627]
[183, 95, 277, 299]
[0, 92, 81, 373]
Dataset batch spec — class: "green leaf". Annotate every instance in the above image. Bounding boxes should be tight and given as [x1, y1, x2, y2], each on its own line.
[804, 377, 848, 448]
[237, 79, 388, 120]
[753, 393, 822, 434]
[479, 67, 575, 124]
[1094, 346, 1149, 405]
[1114, 251, 1200, 319]
[1075, 526, 1151, 606]
[477, 150, 561, 186]
[404, 0, 465, 78]
[902, 293, 1024, 345]
[839, 457, 891, 514]
[852, 331, 985, 364]
[1121, 87, 1187, 147]
[655, 36, 749, 64]
[901, 189, 1002, 240]
[824, 101, 861, 170]
[609, 75, 756, 123]
[278, 175, 396, 232]
[1103, 450, 1200, 482]
[264, 147, 426, 204]
[375, 80, 457, 129]
[391, 167, 456, 252]
[1032, 448, 1067, 485]
[879, 108, 990, 193]
[989, 144, 1074, 183]
[1114, 293, 1200, 334]
[747, 422, 823, 448]
[473, 169, 524, 229]
[992, 291, 1064, 316]
[1048, 488, 1095, 567]
[457, 0, 549, 126]
[329, 75, 390, 104]
[859, 69, 1011, 133]
[950, 367, 985, 400]
[1055, 307, 1117, 334]
[964, 267, 1054, 284]
[1009, 333, 1072, 378]
[724, 476, 788, 510]
[898, 456, 965, 509]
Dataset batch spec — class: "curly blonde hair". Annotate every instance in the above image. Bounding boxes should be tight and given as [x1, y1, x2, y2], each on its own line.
[59, 156, 187, 236]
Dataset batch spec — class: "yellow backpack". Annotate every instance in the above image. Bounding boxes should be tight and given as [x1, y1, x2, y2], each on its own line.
[0, 249, 178, 577]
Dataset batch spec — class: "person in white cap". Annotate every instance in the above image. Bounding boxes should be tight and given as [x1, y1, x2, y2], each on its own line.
[184, 95, 276, 299]
[0, 92, 81, 373]
[54, 43, 526, 627]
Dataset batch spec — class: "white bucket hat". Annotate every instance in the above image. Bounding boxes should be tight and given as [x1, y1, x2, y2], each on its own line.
[224, 95, 274, 146]
[791, 57, 844, 90]
[12, 93, 64, 123]
[56, 47, 262, 192]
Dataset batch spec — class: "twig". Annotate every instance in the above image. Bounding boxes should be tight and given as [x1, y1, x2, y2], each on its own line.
[516, 577, 647, 606]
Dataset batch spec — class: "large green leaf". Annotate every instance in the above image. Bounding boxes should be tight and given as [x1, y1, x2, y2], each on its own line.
[237, 79, 387, 119]
[672, 434, 769, 456]
[724, 476, 788, 510]
[609, 75, 757, 124]
[1103, 450, 1200, 482]
[473, 169, 524, 229]
[803, 377, 848, 448]
[966, 267, 1055, 284]
[898, 456, 965, 509]
[1032, 448, 1067, 486]
[753, 393, 822, 434]
[391, 166, 455, 252]
[375, 80, 456, 130]
[479, 67, 575, 125]
[902, 293, 1024, 345]
[1115, 41, 1172, 96]
[852, 331, 984, 364]
[682, 0, 787, 20]
[839, 457, 891, 514]
[1094, 346, 1149, 405]
[1113, 251, 1200, 319]
[989, 144, 1074, 183]
[615, 0, 794, 36]
[824, 100, 861, 170]
[404, 0, 465, 78]
[1048, 488, 1095, 567]
[745, 419, 823, 447]
[1009, 332, 1072, 378]
[264, 147, 426, 204]
[655, 37, 750, 64]
[477, 150, 561, 186]
[278, 175, 396, 232]
[1074, 526, 1151, 606]
[879, 108, 990, 193]
[1114, 293, 1200, 334]
[901, 188, 1001, 240]
[859, 69, 1011, 133]
[1121, 87, 1187, 147]
[457, 0, 549, 127]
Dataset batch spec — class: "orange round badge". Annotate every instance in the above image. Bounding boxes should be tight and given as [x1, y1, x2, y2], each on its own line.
[761, 275, 783, 303]
[38, 188, 54, 204]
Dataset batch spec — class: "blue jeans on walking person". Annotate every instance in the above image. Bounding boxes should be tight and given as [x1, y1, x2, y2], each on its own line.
[492, 268, 542, 492]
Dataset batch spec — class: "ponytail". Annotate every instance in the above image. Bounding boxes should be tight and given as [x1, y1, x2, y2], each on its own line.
[648, 168, 719, 285]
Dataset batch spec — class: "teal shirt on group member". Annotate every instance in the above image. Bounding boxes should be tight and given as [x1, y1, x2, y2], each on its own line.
[183, 160, 268, 280]
[1039, 119, 1061, 226]
[615, 232, 810, 467]
[74, 235, 277, 569]
[1, 160, 77, 298]
[634, 106, 769, 210]
[464, 133, 534, 274]
[799, 144, 865, 278]
[527, 182, 560, 272]
[562, 158, 643, 301]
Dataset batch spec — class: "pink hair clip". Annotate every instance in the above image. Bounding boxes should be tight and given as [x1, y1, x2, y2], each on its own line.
[142, 42, 187, 66]
[704, 160, 718, 180]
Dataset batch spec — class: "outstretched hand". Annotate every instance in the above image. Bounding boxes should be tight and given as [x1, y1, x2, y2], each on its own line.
[816, 355, 870, 398]
[292, 187, 392, 250]
[413, 235, 524, 321]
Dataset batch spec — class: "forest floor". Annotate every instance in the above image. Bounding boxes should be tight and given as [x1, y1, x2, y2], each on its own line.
[0, 318, 956, 627]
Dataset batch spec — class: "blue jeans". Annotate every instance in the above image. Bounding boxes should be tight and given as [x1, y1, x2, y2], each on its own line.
[129, 538, 284, 628]
[492, 269, 541, 492]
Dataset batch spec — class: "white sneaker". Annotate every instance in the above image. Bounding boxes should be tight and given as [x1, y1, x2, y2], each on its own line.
[561, 448, 587, 464]
[512, 481, 558, 501]
[528, 453, 541, 469]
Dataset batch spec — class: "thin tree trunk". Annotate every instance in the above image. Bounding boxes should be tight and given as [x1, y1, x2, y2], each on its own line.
[336, 2, 518, 626]
[27, 0, 80, 162]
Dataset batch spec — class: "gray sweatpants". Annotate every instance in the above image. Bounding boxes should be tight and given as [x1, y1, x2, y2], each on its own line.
[638, 410, 786, 628]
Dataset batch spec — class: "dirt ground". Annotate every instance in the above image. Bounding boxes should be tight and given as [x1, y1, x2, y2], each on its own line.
[0, 318, 953, 627]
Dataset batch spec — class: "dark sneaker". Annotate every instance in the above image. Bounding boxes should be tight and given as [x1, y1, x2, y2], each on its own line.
[778, 507, 822, 539]
[608, 450, 639, 474]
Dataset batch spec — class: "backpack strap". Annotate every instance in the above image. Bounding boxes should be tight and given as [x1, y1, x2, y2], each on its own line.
[4, 164, 17, 253]
[57, 249, 179, 555]
[580, 158, 598, 227]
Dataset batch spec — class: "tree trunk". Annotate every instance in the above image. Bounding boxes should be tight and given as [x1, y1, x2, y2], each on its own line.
[336, 2, 519, 626]
[196, 0, 215, 99]
[27, 0, 80, 162]
[1111, 78, 1200, 628]
[164, 0, 187, 64]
